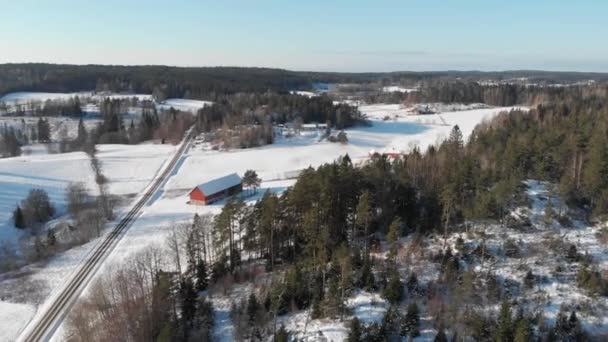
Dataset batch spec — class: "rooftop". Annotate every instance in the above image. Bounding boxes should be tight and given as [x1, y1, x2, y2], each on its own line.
[195, 173, 241, 196]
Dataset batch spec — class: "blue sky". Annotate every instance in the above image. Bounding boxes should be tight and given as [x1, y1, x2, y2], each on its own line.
[1, 0, 607, 72]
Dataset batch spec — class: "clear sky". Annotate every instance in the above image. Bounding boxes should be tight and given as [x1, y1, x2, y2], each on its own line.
[1, 0, 607, 72]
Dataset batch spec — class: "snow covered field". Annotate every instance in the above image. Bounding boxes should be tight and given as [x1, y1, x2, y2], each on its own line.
[382, 86, 418, 93]
[0, 92, 91, 106]
[156, 98, 213, 113]
[0, 142, 176, 243]
[0, 91, 212, 116]
[0, 116, 101, 142]
[0, 104, 522, 341]
[0, 92, 151, 106]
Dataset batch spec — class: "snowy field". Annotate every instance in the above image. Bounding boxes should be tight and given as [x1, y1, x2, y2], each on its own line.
[0, 91, 212, 116]
[156, 98, 213, 113]
[382, 86, 418, 93]
[0, 92, 151, 106]
[0, 116, 101, 142]
[0, 143, 176, 341]
[0, 143, 176, 243]
[0, 92, 92, 106]
[0, 104, 522, 341]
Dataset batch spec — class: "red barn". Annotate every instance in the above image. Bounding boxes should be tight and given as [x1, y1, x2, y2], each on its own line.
[189, 173, 243, 205]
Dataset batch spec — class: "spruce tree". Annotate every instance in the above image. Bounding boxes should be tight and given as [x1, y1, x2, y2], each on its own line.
[246, 293, 259, 325]
[387, 217, 401, 262]
[180, 278, 197, 326]
[383, 305, 402, 338]
[360, 256, 375, 291]
[513, 317, 531, 342]
[496, 300, 513, 342]
[347, 317, 362, 342]
[76, 117, 88, 146]
[383, 266, 403, 304]
[195, 259, 208, 291]
[434, 327, 448, 342]
[401, 302, 420, 338]
[13, 205, 25, 229]
[406, 272, 419, 295]
[274, 325, 289, 342]
[355, 190, 372, 254]
[47, 228, 56, 247]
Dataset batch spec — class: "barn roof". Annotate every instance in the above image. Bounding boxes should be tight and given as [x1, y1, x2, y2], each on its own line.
[195, 173, 241, 196]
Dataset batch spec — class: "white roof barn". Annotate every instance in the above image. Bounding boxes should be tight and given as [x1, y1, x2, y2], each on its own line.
[196, 173, 242, 197]
[189, 173, 243, 205]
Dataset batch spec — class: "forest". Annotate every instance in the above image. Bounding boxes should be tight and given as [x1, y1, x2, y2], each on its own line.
[2, 64, 607, 101]
[365, 81, 608, 107]
[196, 93, 363, 131]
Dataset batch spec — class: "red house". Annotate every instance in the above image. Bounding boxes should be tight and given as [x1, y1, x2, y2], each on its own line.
[189, 173, 243, 205]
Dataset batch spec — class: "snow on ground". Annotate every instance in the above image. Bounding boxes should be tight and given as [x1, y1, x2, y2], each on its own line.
[290, 90, 318, 97]
[0, 91, 212, 116]
[0, 116, 101, 142]
[174, 106, 521, 194]
[0, 92, 151, 106]
[0, 142, 176, 341]
[90, 93, 152, 101]
[278, 291, 387, 341]
[0, 92, 91, 106]
[382, 86, 418, 93]
[426, 180, 608, 336]
[0, 301, 36, 342]
[0, 143, 176, 245]
[358, 105, 520, 155]
[157, 98, 213, 113]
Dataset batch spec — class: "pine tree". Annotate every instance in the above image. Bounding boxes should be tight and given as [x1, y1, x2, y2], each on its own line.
[383, 305, 401, 338]
[360, 256, 375, 291]
[355, 190, 372, 254]
[198, 297, 215, 341]
[37, 117, 51, 143]
[246, 293, 259, 325]
[242, 169, 262, 194]
[513, 317, 531, 342]
[274, 325, 289, 342]
[583, 126, 608, 210]
[347, 317, 362, 342]
[387, 217, 401, 262]
[13, 205, 25, 229]
[496, 300, 513, 342]
[434, 327, 448, 342]
[195, 258, 208, 291]
[325, 276, 344, 318]
[180, 278, 197, 326]
[47, 229, 56, 247]
[76, 117, 88, 147]
[383, 266, 403, 304]
[447, 125, 464, 155]
[406, 272, 419, 295]
[543, 199, 555, 225]
[401, 302, 420, 338]
[567, 310, 587, 341]
[311, 296, 322, 319]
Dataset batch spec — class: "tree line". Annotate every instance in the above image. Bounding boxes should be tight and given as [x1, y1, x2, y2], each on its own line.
[366, 80, 608, 107]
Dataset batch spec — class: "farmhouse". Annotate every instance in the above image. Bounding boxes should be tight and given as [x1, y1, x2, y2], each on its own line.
[189, 173, 243, 205]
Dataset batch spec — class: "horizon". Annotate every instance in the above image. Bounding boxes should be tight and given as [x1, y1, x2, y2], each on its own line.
[2, 62, 608, 76]
[3, 1, 608, 72]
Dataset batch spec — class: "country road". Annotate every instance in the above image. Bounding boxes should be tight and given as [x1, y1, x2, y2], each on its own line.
[17, 129, 195, 342]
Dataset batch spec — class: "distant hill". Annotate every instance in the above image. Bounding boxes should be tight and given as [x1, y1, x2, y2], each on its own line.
[1, 63, 608, 100]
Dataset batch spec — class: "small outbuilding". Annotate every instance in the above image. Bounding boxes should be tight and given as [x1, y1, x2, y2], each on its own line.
[189, 173, 242, 205]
